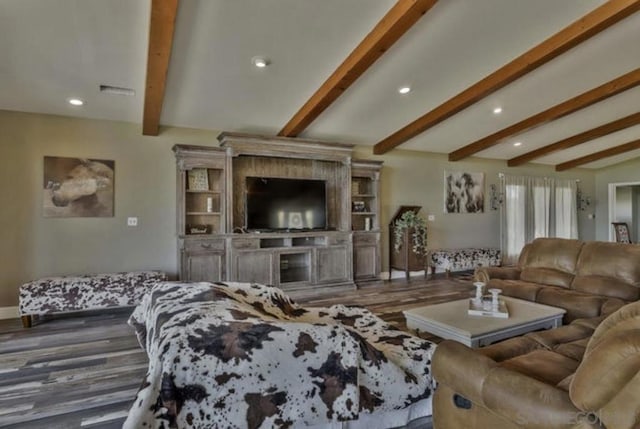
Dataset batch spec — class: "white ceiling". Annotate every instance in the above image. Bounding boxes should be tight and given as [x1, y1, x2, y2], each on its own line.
[1, 0, 640, 170]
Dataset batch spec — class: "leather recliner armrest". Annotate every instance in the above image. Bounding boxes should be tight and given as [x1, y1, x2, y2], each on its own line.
[432, 340, 497, 407]
[474, 266, 521, 283]
[482, 367, 588, 429]
[434, 341, 593, 429]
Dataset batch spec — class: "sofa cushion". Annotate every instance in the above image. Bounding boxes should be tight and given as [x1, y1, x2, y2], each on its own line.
[524, 323, 593, 350]
[477, 336, 543, 363]
[570, 301, 640, 423]
[556, 374, 573, 392]
[572, 275, 639, 302]
[571, 330, 640, 411]
[500, 350, 580, 385]
[521, 237, 583, 277]
[536, 287, 605, 322]
[486, 279, 545, 301]
[587, 299, 640, 354]
[553, 338, 589, 362]
[520, 267, 574, 289]
[572, 241, 640, 301]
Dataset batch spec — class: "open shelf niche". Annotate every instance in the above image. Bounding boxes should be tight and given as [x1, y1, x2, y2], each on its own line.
[351, 159, 383, 281]
[174, 145, 228, 236]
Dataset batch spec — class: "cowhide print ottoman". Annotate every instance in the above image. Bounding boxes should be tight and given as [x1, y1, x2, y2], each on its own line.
[18, 271, 167, 327]
[125, 281, 437, 429]
[428, 248, 501, 277]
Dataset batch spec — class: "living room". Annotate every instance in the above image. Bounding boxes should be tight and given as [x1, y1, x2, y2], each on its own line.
[1, 1, 640, 428]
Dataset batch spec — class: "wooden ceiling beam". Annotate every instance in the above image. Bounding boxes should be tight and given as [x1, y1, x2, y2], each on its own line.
[142, 0, 179, 136]
[373, 0, 640, 155]
[556, 138, 640, 171]
[278, 0, 438, 138]
[448, 67, 640, 161]
[508, 112, 640, 166]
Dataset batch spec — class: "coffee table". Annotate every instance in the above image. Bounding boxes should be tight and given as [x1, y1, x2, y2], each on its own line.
[403, 297, 565, 348]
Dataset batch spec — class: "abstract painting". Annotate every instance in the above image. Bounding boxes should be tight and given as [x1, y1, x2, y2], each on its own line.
[43, 156, 115, 217]
[444, 171, 485, 213]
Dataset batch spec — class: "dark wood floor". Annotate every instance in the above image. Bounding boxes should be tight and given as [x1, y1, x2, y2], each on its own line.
[0, 275, 474, 428]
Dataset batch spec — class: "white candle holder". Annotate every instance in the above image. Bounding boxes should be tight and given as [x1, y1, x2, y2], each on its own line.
[473, 282, 485, 305]
[489, 288, 502, 311]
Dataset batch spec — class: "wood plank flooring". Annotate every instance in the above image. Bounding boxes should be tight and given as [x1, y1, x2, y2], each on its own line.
[0, 275, 474, 428]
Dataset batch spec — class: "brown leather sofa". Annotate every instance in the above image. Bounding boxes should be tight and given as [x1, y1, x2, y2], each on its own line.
[475, 238, 640, 322]
[432, 300, 640, 428]
[432, 238, 640, 428]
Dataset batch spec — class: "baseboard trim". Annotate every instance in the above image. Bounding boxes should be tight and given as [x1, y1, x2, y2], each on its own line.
[0, 306, 19, 320]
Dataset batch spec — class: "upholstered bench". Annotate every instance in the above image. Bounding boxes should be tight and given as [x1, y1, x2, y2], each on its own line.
[428, 248, 500, 277]
[19, 271, 167, 327]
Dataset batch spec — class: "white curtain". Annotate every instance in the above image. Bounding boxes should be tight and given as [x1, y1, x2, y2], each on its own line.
[500, 175, 578, 264]
[555, 179, 578, 239]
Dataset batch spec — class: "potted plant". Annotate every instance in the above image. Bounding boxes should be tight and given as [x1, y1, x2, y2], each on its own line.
[393, 210, 428, 255]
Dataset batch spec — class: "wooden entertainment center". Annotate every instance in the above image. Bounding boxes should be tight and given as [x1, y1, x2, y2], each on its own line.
[173, 132, 382, 292]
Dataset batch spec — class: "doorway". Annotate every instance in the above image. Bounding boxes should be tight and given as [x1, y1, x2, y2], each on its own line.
[608, 182, 640, 242]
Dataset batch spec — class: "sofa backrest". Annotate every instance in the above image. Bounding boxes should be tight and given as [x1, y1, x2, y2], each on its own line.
[571, 242, 640, 301]
[519, 238, 584, 289]
[570, 300, 640, 429]
[516, 242, 532, 267]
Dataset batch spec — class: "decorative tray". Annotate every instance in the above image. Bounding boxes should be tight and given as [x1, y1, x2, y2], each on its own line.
[468, 298, 509, 319]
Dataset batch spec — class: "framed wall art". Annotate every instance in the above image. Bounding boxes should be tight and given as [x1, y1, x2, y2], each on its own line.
[444, 171, 485, 214]
[43, 156, 115, 217]
[187, 168, 209, 191]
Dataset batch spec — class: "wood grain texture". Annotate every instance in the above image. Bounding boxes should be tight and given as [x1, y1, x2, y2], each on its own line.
[373, 0, 640, 155]
[555, 138, 640, 171]
[278, 0, 438, 137]
[449, 67, 640, 161]
[0, 276, 473, 428]
[508, 111, 640, 166]
[142, 0, 179, 136]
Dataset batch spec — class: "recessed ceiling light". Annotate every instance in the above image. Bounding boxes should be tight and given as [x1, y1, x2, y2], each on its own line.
[493, 107, 503, 114]
[68, 98, 84, 106]
[251, 56, 269, 68]
[398, 86, 411, 94]
[513, 142, 522, 147]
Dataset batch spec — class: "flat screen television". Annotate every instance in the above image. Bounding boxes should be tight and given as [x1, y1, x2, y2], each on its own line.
[245, 177, 327, 231]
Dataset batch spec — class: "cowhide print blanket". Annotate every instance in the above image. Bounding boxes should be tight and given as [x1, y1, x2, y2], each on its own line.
[124, 282, 436, 429]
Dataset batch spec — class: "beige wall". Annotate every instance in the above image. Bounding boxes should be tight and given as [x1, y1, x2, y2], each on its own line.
[0, 110, 598, 307]
[0, 110, 218, 307]
[352, 146, 597, 272]
[594, 157, 640, 241]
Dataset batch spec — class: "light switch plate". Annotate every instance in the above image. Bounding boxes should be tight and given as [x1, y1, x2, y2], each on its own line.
[428, 215, 435, 221]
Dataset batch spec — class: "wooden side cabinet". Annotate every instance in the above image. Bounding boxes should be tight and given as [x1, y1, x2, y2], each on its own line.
[388, 206, 426, 280]
[353, 232, 380, 280]
[173, 144, 229, 282]
[316, 246, 351, 284]
[231, 250, 275, 285]
[179, 238, 225, 282]
[351, 159, 383, 282]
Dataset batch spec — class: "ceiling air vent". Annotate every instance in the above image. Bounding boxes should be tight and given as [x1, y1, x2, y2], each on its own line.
[99, 85, 135, 96]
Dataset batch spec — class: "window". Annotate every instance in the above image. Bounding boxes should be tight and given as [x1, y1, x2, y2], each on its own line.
[501, 176, 577, 263]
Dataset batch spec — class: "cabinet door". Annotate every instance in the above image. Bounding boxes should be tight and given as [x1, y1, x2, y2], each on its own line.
[354, 245, 379, 280]
[316, 246, 350, 283]
[182, 251, 224, 282]
[232, 251, 275, 285]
